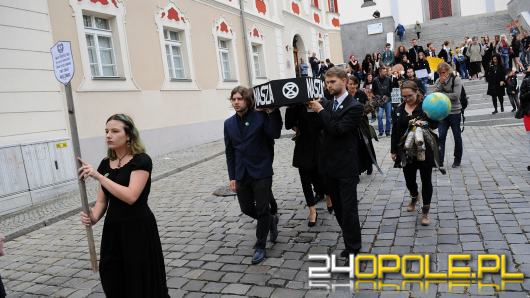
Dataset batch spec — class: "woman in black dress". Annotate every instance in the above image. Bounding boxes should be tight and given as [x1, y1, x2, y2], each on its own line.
[486, 54, 506, 114]
[79, 114, 169, 297]
[391, 81, 439, 226]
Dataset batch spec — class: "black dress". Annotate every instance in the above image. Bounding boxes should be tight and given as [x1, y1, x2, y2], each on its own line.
[97, 153, 169, 298]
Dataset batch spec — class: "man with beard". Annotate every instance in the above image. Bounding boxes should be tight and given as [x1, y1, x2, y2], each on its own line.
[307, 67, 363, 263]
[224, 86, 282, 264]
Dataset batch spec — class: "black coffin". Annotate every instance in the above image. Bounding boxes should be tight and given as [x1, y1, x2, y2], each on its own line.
[253, 77, 325, 109]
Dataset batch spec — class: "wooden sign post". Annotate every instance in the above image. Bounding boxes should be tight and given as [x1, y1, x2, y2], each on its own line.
[51, 41, 98, 272]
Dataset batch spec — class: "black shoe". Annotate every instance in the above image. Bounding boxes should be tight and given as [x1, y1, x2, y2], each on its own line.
[327, 206, 333, 214]
[378, 132, 383, 137]
[492, 110, 498, 115]
[269, 214, 279, 243]
[252, 248, 266, 264]
[385, 133, 391, 137]
[527, 166, 530, 171]
[512, 109, 516, 112]
[451, 161, 461, 168]
[366, 167, 373, 175]
[501, 107, 504, 112]
[308, 212, 318, 227]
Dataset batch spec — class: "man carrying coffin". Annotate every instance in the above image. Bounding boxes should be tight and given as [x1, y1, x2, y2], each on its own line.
[307, 67, 364, 263]
[224, 86, 283, 265]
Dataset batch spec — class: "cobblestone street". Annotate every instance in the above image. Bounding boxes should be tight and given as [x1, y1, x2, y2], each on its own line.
[1, 125, 530, 297]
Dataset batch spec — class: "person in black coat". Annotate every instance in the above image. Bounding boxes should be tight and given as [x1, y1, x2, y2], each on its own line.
[307, 67, 364, 261]
[285, 104, 324, 227]
[224, 86, 283, 264]
[347, 76, 377, 176]
[408, 39, 424, 63]
[486, 54, 506, 114]
[391, 80, 439, 226]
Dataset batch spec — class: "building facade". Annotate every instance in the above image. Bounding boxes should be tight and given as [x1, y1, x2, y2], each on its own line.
[339, 0, 511, 26]
[0, 0, 343, 214]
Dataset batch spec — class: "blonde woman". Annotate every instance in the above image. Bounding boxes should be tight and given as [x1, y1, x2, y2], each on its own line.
[79, 114, 169, 297]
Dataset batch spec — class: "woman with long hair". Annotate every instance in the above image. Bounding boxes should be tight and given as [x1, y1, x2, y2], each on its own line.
[486, 54, 507, 114]
[79, 114, 169, 297]
[395, 45, 409, 65]
[391, 81, 439, 225]
[497, 34, 511, 70]
[482, 35, 493, 78]
[363, 73, 377, 122]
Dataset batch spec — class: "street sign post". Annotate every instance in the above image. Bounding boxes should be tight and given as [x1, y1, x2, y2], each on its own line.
[51, 41, 98, 272]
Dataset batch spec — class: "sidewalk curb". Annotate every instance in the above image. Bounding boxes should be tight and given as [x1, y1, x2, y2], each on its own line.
[5, 150, 226, 241]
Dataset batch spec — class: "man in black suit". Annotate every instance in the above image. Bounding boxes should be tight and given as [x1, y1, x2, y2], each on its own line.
[224, 86, 283, 264]
[408, 38, 425, 63]
[307, 67, 363, 262]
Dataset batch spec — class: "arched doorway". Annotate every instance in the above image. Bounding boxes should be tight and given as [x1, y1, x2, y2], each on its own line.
[292, 34, 306, 78]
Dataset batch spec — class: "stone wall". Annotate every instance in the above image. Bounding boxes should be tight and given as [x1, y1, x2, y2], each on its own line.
[340, 16, 396, 62]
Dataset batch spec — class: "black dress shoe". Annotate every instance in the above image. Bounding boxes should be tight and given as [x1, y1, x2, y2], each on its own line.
[451, 161, 461, 168]
[308, 212, 318, 227]
[252, 248, 266, 264]
[269, 214, 279, 243]
[492, 110, 498, 115]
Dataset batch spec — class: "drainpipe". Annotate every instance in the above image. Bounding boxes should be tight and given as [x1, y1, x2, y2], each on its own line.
[239, 0, 254, 87]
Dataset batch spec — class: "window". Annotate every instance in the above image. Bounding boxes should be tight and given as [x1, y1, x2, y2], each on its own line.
[83, 14, 117, 77]
[163, 29, 187, 79]
[218, 39, 234, 81]
[252, 44, 265, 78]
[329, 0, 337, 12]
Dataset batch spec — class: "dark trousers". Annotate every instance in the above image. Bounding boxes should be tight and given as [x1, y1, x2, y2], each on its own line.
[325, 176, 362, 253]
[416, 32, 421, 39]
[0, 274, 5, 298]
[491, 95, 504, 111]
[236, 176, 272, 249]
[298, 168, 323, 207]
[438, 113, 463, 164]
[403, 162, 433, 206]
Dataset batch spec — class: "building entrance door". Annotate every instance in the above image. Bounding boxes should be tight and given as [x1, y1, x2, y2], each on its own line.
[429, 0, 452, 19]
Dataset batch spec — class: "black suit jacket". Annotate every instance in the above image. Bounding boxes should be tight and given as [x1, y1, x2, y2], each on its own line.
[224, 109, 282, 181]
[317, 94, 363, 178]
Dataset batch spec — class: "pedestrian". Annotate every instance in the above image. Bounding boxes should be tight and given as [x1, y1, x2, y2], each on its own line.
[414, 51, 431, 87]
[285, 103, 325, 227]
[482, 35, 493, 79]
[395, 23, 405, 42]
[486, 54, 507, 114]
[521, 31, 530, 68]
[415, 21, 422, 40]
[224, 86, 282, 264]
[434, 62, 463, 168]
[0, 232, 5, 298]
[309, 52, 320, 77]
[348, 76, 377, 176]
[511, 34, 525, 73]
[79, 114, 169, 297]
[438, 40, 452, 63]
[391, 80, 439, 225]
[299, 58, 309, 77]
[400, 55, 413, 74]
[363, 73, 377, 122]
[395, 45, 409, 65]
[318, 60, 328, 79]
[307, 67, 363, 263]
[426, 42, 437, 57]
[372, 66, 393, 136]
[374, 52, 382, 72]
[408, 39, 424, 63]
[326, 58, 335, 68]
[497, 34, 511, 71]
[405, 67, 427, 95]
[382, 43, 395, 67]
[362, 54, 374, 76]
[454, 47, 468, 79]
[506, 69, 520, 112]
[518, 66, 530, 171]
[466, 37, 484, 80]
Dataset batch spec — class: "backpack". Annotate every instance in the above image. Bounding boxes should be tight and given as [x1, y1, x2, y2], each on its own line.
[451, 75, 468, 132]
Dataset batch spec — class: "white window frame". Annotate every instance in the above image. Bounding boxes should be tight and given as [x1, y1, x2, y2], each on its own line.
[212, 18, 240, 89]
[248, 26, 267, 84]
[155, 4, 198, 91]
[70, 0, 138, 91]
[251, 44, 266, 79]
[83, 15, 118, 77]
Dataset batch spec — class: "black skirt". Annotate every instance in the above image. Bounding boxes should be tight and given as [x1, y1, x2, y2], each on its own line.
[99, 211, 169, 298]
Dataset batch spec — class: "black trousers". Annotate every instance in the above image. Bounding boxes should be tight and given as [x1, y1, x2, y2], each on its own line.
[0, 274, 5, 298]
[298, 168, 323, 207]
[236, 176, 272, 249]
[492, 95, 504, 110]
[403, 162, 433, 206]
[325, 176, 362, 253]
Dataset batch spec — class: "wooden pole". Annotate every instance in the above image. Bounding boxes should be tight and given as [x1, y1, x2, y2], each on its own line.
[64, 82, 98, 272]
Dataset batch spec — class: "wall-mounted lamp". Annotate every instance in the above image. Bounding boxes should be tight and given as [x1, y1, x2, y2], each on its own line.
[361, 0, 376, 8]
